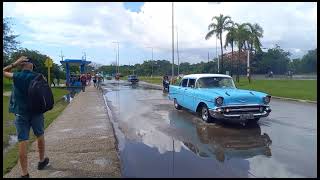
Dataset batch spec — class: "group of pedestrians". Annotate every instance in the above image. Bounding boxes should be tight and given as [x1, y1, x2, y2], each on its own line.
[80, 73, 104, 91]
[93, 74, 104, 89]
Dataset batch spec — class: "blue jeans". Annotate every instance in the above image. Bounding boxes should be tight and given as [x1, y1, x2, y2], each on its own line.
[14, 113, 44, 142]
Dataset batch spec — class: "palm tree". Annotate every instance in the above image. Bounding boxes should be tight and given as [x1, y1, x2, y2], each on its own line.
[205, 14, 233, 74]
[247, 23, 264, 54]
[224, 23, 236, 76]
[234, 23, 251, 82]
[245, 23, 263, 83]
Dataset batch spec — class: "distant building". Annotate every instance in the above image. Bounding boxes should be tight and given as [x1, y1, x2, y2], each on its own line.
[220, 51, 249, 64]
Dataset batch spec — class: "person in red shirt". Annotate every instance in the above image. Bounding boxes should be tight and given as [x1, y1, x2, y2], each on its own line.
[80, 74, 87, 92]
[86, 73, 91, 86]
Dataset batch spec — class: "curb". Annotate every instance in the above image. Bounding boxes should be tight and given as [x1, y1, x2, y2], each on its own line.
[141, 81, 317, 104]
[271, 96, 317, 104]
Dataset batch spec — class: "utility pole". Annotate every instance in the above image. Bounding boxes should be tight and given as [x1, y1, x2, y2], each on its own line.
[59, 50, 64, 61]
[171, 2, 175, 82]
[112, 42, 120, 74]
[247, 50, 251, 83]
[146, 47, 154, 77]
[117, 43, 120, 74]
[176, 26, 180, 76]
[151, 48, 153, 77]
[114, 46, 117, 74]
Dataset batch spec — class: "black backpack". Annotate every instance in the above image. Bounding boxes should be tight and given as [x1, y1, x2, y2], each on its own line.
[28, 74, 54, 113]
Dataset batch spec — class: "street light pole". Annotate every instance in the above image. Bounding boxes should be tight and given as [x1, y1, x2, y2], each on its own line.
[59, 50, 64, 61]
[112, 42, 120, 74]
[117, 43, 120, 74]
[247, 50, 251, 83]
[146, 47, 154, 77]
[172, 2, 175, 82]
[176, 26, 180, 76]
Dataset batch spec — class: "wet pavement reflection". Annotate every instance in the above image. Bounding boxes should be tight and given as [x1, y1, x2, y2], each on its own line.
[102, 80, 317, 178]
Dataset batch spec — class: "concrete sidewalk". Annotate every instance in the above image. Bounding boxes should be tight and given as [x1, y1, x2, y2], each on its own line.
[4, 86, 121, 178]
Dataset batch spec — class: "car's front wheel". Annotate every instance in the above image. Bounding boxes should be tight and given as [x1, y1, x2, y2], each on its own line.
[200, 104, 212, 123]
[174, 98, 182, 110]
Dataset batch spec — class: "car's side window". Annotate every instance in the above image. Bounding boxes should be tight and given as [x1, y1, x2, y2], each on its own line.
[196, 79, 203, 88]
[181, 79, 188, 87]
[188, 79, 196, 88]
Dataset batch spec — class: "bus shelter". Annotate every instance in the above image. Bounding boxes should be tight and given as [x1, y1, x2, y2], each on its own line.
[60, 59, 91, 87]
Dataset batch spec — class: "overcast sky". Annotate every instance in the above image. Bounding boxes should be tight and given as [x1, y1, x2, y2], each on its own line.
[3, 2, 317, 65]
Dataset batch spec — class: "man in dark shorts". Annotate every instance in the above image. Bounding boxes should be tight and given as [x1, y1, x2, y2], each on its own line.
[3, 56, 50, 178]
[93, 75, 97, 87]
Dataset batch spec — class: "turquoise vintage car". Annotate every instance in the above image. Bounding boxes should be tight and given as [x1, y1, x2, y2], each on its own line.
[168, 74, 271, 124]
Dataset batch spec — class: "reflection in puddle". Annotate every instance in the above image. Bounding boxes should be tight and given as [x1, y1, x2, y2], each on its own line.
[167, 110, 272, 162]
[183, 123, 272, 162]
[102, 82, 275, 178]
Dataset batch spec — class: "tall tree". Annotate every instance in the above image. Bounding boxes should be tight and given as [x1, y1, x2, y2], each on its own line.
[224, 23, 236, 76]
[247, 23, 264, 54]
[3, 17, 20, 65]
[234, 23, 251, 82]
[205, 14, 233, 74]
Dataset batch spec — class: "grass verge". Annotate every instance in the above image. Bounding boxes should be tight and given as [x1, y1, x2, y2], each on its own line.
[138, 76, 316, 101]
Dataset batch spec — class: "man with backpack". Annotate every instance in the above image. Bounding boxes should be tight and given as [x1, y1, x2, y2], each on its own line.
[3, 56, 52, 178]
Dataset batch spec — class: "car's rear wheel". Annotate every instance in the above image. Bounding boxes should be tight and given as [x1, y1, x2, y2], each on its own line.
[200, 104, 212, 123]
[174, 98, 182, 110]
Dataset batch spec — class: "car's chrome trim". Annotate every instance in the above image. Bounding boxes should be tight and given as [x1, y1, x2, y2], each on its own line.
[227, 107, 261, 112]
[209, 108, 271, 120]
[218, 104, 269, 108]
[222, 111, 268, 117]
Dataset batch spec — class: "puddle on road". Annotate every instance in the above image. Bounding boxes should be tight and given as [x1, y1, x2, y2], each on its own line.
[101, 82, 316, 178]
[101, 82, 274, 178]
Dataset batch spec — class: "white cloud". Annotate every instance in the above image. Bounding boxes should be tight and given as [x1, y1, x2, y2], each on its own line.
[3, 2, 317, 64]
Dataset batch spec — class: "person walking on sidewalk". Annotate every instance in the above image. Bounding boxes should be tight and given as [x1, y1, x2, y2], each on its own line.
[80, 73, 87, 92]
[3, 56, 50, 178]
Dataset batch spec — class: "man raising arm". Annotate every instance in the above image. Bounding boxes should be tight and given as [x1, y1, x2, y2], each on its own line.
[3, 56, 50, 178]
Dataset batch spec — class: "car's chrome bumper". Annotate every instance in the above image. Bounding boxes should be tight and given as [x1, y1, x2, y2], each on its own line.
[209, 105, 271, 123]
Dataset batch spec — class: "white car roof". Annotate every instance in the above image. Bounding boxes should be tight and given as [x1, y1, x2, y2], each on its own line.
[182, 74, 232, 79]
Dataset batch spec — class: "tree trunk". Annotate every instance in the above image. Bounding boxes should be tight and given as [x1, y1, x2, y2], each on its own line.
[236, 46, 241, 83]
[231, 42, 234, 77]
[220, 33, 224, 74]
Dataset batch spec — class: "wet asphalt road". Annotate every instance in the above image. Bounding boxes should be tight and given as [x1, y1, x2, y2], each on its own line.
[102, 80, 317, 178]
